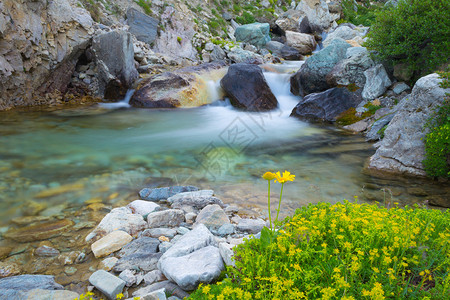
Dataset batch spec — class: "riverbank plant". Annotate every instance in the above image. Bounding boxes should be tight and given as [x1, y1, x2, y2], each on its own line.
[190, 201, 450, 299]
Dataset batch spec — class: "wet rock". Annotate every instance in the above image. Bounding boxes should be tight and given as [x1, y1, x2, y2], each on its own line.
[195, 204, 230, 231]
[142, 228, 177, 239]
[35, 245, 60, 257]
[235, 23, 271, 48]
[159, 246, 224, 291]
[219, 242, 235, 266]
[119, 269, 136, 287]
[89, 270, 125, 300]
[139, 186, 199, 201]
[85, 207, 147, 242]
[168, 190, 224, 210]
[285, 31, 316, 54]
[113, 252, 163, 273]
[130, 63, 227, 108]
[127, 200, 160, 218]
[147, 209, 185, 228]
[64, 266, 77, 276]
[4, 219, 74, 243]
[92, 30, 138, 100]
[117, 236, 160, 258]
[291, 87, 363, 122]
[220, 63, 278, 111]
[126, 8, 159, 45]
[99, 257, 119, 271]
[144, 270, 165, 286]
[58, 251, 82, 265]
[290, 38, 352, 96]
[21, 289, 80, 300]
[236, 218, 266, 234]
[368, 74, 449, 176]
[0, 275, 63, 298]
[0, 262, 21, 278]
[91, 230, 133, 258]
[362, 64, 392, 101]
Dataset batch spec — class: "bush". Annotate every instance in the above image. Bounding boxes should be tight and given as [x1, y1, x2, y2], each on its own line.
[365, 0, 450, 80]
[190, 202, 450, 299]
[341, 0, 382, 26]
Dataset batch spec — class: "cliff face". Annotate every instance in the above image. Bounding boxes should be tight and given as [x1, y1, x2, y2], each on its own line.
[0, 0, 94, 110]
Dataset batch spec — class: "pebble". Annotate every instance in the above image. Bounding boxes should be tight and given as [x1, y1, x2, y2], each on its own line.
[64, 266, 77, 276]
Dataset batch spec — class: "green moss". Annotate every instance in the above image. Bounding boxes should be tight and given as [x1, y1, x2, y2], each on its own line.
[135, 0, 152, 16]
[336, 107, 363, 126]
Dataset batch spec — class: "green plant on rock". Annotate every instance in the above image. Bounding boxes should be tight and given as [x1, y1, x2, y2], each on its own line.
[135, 0, 152, 15]
[365, 0, 450, 81]
[235, 11, 256, 25]
[190, 201, 450, 299]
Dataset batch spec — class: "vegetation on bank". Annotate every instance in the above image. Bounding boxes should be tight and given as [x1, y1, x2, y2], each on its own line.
[190, 201, 450, 299]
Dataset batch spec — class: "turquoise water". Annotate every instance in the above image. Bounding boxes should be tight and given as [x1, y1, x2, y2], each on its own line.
[0, 64, 447, 227]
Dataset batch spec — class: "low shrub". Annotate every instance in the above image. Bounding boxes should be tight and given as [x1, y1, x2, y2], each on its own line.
[190, 201, 450, 299]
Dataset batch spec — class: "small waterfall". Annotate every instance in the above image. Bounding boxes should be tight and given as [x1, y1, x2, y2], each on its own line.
[98, 89, 135, 109]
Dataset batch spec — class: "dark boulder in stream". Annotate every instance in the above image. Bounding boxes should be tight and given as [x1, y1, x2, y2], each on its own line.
[290, 87, 363, 122]
[220, 63, 278, 111]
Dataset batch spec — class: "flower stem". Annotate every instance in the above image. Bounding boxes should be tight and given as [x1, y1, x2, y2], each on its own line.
[267, 180, 272, 230]
[275, 182, 284, 226]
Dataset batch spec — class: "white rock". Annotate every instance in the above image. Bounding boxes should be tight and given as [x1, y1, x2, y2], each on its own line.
[285, 31, 317, 54]
[167, 190, 224, 210]
[144, 270, 165, 285]
[127, 200, 160, 217]
[147, 209, 185, 228]
[89, 270, 126, 300]
[362, 64, 392, 101]
[195, 204, 230, 231]
[119, 269, 136, 287]
[185, 212, 197, 224]
[219, 242, 235, 267]
[20, 289, 80, 300]
[91, 230, 133, 258]
[237, 218, 266, 234]
[98, 257, 119, 271]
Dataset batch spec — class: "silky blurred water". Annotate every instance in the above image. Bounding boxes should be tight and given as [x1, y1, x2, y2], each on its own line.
[0, 63, 447, 227]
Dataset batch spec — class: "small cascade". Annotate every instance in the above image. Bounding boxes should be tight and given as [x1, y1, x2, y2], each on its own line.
[313, 31, 329, 53]
[98, 89, 135, 109]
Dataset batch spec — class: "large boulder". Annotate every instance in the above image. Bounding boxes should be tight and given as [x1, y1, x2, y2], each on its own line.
[130, 62, 227, 108]
[368, 74, 449, 176]
[220, 63, 278, 111]
[126, 8, 159, 45]
[234, 23, 271, 48]
[326, 47, 375, 88]
[290, 87, 363, 122]
[167, 190, 224, 210]
[285, 31, 317, 54]
[92, 30, 139, 100]
[0, 0, 94, 110]
[0, 275, 64, 299]
[295, 0, 334, 32]
[227, 47, 264, 64]
[323, 25, 367, 48]
[362, 64, 392, 101]
[290, 38, 352, 96]
[275, 9, 304, 32]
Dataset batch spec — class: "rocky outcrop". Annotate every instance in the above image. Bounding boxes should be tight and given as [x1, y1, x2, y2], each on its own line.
[220, 63, 278, 111]
[290, 87, 363, 122]
[368, 74, 449, 176]
[130, 62, 227, 108]
[291, 38, 352, 96]
[0, 0, 94, 110]
[234, 23, 271, 48]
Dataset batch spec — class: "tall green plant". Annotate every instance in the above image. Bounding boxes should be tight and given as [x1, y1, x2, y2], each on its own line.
[365, 0, 450, 81]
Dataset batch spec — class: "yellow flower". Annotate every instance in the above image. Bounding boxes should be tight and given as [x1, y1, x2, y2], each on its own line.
[202, 285, 211, 294]
[115, 293, 124, 300]
[262, 171, 277, 180]
[275, 170, 296, 183]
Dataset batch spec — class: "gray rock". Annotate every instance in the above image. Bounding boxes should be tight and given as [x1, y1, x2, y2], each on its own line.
[275, 9, 304, 32]
[142, 228, 177, 239]
[133, 280, 189, 300]
[114, 252, 163, 272]
[236, 218, 266, 234]
[265, 41, 285, 53]
[285, 31, 317, 54]
[99, 257, 119, 271]
[85, 207, 147, 242]
[290, 38, 352, 96]
[139, 186, 199, 201]
[127, 200, 160, 218]
[89, 270, 126, 300]
[195, 204, 230, 231]
[159, 246, 224, 290]
[227, 47, 264, 64]
[326, 47, 374, 88]
[217, 223, 235, 236]
[220, 63, 278, 111]
[0, 275, 63, 299]
[176, 227, 190, 235]
[117, 236, 160, 258]
[235, 23, 271, 48]
[126, 8, 159, 45]
[343, 120, 369, 132]
[362, 64, 392, 100]
[147, 209, 185, 228]
[92, 30, 138, 100]
[17, 289, 80, 300]
[210, 45, 226, 61]
[290, 87, 363, 122]
[368, 73, 449, 175]
[159, 242, 173, 253]
[185, 212, 197, 224]
[295, 0, 334, 32]
[365, 113, 395, 142]
[34, 245, 60, 257]
[219, 242, 235, 266]
[280, 45, 304, 60]
[323, 25, 364, 48]
[168, 190, 224, 210]
[392, 82, 411, 94]
[119, 269, 136, 287]
[144, 270, 165, 286]
[204, 42, 215, 51]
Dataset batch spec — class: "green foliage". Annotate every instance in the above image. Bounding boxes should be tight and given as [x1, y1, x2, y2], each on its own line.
[74, 291, 138, 300]
[135, 0, 152, 15]
[341, 0, 382, 26]
[365, 0, 450, 81]
[177, 36, 182, 43]
[423, 71, 450, 178]
[235, 11, 256, 25]
[190, 202, 450, 299]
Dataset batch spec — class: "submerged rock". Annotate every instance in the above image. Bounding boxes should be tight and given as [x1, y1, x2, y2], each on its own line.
[139, 186, 199, 201]
[4, 219, 74, 243]
[220, 63, 278, 111]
